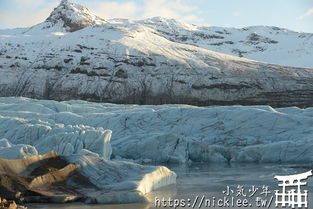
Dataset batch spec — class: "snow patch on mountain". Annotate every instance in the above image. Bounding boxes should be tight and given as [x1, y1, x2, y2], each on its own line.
[139, 17, 313, 68]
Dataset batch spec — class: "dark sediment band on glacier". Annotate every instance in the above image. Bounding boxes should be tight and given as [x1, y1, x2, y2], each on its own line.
[1, 65, 313, 108]
[2, 83, 313, 108]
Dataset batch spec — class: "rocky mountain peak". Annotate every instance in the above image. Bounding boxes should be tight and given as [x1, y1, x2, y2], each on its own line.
[44, 0, 106, 32]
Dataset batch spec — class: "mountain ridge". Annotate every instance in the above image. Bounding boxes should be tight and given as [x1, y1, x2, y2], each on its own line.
[0, 0, 313, 107]
[2, 0, 312, 67]
[23, 0, 106, 34]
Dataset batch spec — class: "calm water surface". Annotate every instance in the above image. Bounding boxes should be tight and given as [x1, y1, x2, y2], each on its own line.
[29, 163, 313, 209]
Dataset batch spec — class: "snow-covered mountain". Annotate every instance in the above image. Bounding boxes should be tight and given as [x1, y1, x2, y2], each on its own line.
[139, 17, 313, 68]
[1, 0, 313, 107]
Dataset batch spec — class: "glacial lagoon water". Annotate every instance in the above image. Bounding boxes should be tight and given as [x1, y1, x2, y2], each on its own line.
[29, 163, 313, 209]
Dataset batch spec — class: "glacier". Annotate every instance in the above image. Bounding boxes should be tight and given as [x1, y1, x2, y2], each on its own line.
[0, 115, 112, 159]
[0, 138, 38, 159]
[0, 97, 312, 164]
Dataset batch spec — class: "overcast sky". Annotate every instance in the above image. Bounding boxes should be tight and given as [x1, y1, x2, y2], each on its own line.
[0, 0, 312, 32]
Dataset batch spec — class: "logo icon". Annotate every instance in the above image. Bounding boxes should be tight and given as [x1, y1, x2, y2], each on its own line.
[274, 170, 312, 208]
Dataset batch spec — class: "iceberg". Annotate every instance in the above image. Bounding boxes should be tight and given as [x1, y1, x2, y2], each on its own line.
[0, 151, 176, 204]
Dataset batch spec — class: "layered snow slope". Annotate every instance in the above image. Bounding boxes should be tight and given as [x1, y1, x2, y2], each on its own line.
[139, 17, 313, 68]
[1, 97, 313, 163]
[1, 1, 313, 107]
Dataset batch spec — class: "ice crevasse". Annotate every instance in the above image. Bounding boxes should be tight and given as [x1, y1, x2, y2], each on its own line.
[1, 97, 313, 164]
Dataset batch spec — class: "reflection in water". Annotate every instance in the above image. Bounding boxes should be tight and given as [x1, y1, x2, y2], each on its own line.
[29, 163, 313, 209]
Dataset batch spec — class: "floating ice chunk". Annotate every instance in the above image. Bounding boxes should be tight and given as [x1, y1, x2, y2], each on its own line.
[0, 138, 38, 159]
[66, 154, 177, 203]
[0, 151, 176, 204]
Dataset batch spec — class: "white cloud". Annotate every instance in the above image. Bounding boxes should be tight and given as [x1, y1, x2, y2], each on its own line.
[298, 7, 313, 19]
[87, 0, 205, 24]
[88, 1, 140, 19]
[141, 0, 204, 24]
[232, 12, 241, 17]
[0, 0, 205, 28]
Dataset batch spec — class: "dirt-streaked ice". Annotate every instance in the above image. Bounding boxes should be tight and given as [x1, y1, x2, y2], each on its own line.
[0, 150, 176, 204]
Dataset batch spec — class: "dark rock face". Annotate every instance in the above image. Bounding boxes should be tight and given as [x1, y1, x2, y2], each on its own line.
[0, 198, 18, 209]
[245, 33, 278, 45]
[41, 0, 105, 32]
[0, 152, 95, 204]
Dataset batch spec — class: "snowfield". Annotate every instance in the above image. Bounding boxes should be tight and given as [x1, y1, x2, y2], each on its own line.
[139, 17, 313, 68]
[0, 0, 313, 107]
[1, 97, 313, 164]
